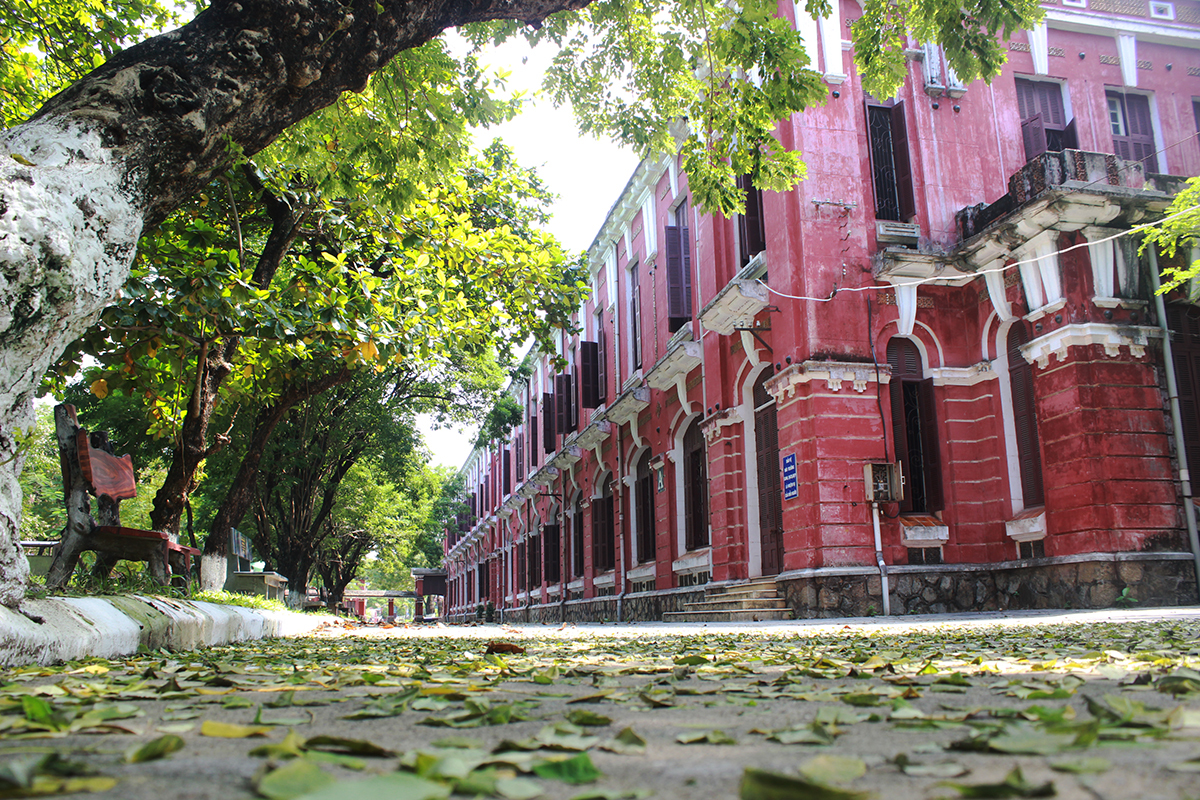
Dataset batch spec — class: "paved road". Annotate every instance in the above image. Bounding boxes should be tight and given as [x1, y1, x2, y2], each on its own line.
[1, 606, 1198, 800]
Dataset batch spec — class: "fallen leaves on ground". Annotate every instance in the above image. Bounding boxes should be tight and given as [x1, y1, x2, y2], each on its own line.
[0, 618, 1196, 799]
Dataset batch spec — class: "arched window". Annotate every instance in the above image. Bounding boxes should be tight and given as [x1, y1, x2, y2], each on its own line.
[571, 496, 585, 578]
[754, 369, 784, 575]
[683, 419, 710, 550]
[592, 478, 615, 572]
[636, 451, 655, 563]
[887, 339, 943, 513]
[543, 517, 561, 585]
[1168, 303, 1200, 477]
[1007, 323, 1044, 507]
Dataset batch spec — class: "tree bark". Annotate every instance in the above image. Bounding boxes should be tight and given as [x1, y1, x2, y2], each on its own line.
[0, 0, 592, 604]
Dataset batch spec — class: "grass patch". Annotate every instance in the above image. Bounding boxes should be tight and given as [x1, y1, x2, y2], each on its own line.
[191, 589, 289, 612]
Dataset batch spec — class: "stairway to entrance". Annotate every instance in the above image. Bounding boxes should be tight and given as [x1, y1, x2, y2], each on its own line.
[662, 578, 793, 622]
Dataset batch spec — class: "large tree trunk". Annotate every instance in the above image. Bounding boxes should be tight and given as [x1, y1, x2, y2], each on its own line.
[0, 0, 591, 605]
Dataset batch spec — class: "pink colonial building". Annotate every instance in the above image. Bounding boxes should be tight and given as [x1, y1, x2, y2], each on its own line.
[443, 0, 1200, 622]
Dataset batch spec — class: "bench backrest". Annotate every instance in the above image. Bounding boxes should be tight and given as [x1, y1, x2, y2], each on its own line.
[75, 431, 137, 501]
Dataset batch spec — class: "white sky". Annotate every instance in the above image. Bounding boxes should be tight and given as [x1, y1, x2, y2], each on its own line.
[418, 36, 640, 470]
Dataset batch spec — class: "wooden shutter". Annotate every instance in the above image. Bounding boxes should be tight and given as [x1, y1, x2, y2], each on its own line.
[1015, 78, 1036, 120]
[568, 373, 578, 432]
[573, 507, 585, 576]
[916, 378, 944, 512]
[754, 374, 784, 576]
[1022, 113, 1048, 162]
[636, 454, 655, 563]
[529, 415, 538, 467]
[516, 540, 525, 592]
[1063, 118, 1079, 150]
[1110, 92, 1159, 173]
[554, 375, 567, 440]
[597, 313, 607, 404]
[528, 534, 540, 587]
[543, 524, 560, 584]
[1169, 306, 1200, 477]
[630, 264, 642, 371]
[889, 101, 916, 222]
[737, 177, 767, 266]
[542, 392, 555, 453]
[1036, 81, 1066, 127]
[592, 494, 611, 571]
[683, 421, 710, 550]
[680, 202, 692, 317]
[1125, 94, 1158, 172]
[503, 449, 511, 496]
[580, 341, 600, 409]
[887, 339, 921, 513]
[666, 224, 687, 327]
[1007, 324, 1045, 506]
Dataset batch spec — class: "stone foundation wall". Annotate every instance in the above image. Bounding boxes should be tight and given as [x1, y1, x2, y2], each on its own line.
[885, 553, 1197, 615]
[444, 554, 1196, 624]
[775, 552, 1197, 618]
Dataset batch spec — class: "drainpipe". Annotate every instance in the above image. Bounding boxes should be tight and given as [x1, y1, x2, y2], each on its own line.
[1148, 245, 1200, 595]
[871, 501, 891, 616]
[616, 430, 627, 623]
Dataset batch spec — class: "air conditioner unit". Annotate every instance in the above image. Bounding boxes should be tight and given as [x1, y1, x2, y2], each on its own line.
[864, 462, 904, 503]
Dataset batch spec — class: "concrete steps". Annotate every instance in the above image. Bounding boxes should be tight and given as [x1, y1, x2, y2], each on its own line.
[663, 578, 793, 622]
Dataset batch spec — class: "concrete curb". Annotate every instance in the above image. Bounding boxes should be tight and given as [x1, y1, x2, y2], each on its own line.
[0, 595, 330, 667]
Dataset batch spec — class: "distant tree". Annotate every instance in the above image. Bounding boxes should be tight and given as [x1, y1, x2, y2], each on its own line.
[1145, 176, 1200, 293]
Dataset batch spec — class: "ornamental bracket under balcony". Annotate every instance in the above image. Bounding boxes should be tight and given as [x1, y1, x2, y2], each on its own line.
[875, 249, 973, 336]
[645, 340, 702, 416]
[606, 385, 651, 447]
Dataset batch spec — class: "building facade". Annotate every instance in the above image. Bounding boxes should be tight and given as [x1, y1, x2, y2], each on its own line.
[443, 0, 1200, 622]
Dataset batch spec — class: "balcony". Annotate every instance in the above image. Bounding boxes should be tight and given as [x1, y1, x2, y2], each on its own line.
[955, 149, 1183, 242]
[645, 340, 702, 392]
[700, 253, 771, 335]
[605, 385, 651, 427]
[548, 444, 585, 470]
[575, 418, 612, 450]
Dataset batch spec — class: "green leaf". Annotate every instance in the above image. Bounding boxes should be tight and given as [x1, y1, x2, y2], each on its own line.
[290, 773, 450, 800]
[201, 720, 274, 738]
[304, 736, 395, 757]
[738, 767, 872, 800]
[598, 727, 647, 755]
[531, 753, 602, 785]
[940, 766, 1056, 798]
[125, 734, 185, 763]
[674, 655, 709, 666]
[1048, 758, 1110, 774]
[676, 729, 736, 745]
[565, 709, 612, 727]
[799, 756, 866, 785]
[495, 776, 544, 799]
[255, 759, 336, 800]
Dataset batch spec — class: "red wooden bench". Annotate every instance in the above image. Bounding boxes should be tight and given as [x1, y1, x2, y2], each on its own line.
[44, 404, 200, 591]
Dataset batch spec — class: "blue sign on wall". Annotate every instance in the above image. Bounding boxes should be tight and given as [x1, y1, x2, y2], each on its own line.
[782, 453, 798, 500]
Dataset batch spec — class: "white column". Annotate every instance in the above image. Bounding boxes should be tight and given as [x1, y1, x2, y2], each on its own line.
[1084, 227, 1117, 299]
[793, 2, 821, 71]
[819, 7, 847, 83]
[1117, 33, 1137, 88]
[983, 261, 1013, 321]
[892, 281, 918, 336]
[1028, 23, 1049, 75]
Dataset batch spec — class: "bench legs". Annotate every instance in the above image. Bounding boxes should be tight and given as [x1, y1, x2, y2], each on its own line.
[46, 532, 87, 591]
